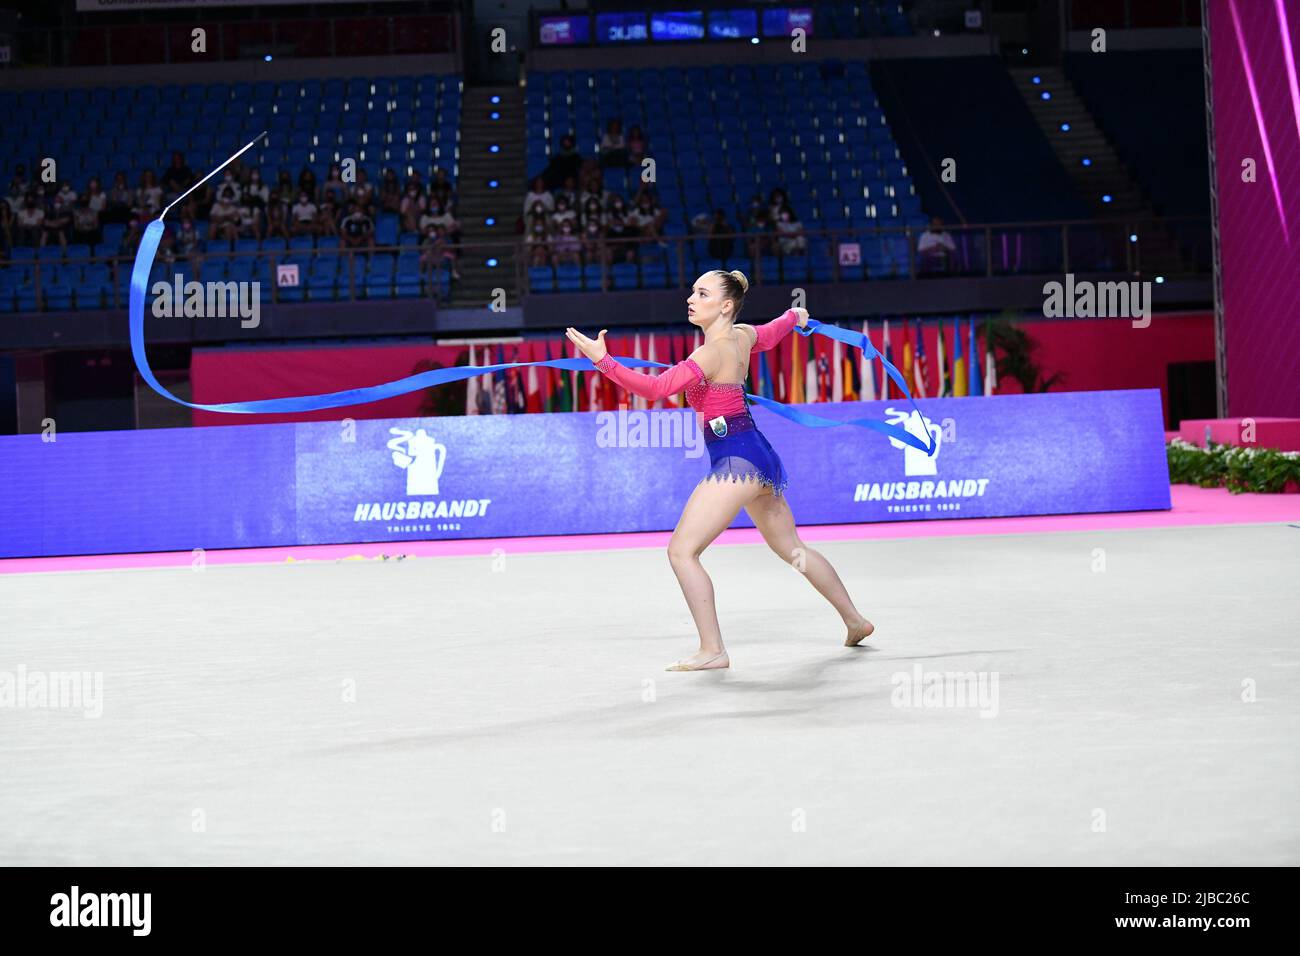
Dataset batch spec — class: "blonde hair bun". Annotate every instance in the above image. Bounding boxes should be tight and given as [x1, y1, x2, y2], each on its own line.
[728, 270, 750, 294]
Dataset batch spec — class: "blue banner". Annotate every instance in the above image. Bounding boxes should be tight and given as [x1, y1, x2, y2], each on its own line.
[0, 390, 1171, 559]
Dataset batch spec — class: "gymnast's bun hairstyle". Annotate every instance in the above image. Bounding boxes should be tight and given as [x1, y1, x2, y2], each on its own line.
[712, 269, 748, 318]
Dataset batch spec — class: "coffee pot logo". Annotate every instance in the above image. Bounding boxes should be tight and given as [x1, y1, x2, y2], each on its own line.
[387, 427, 447, 496]
[885, 408, 943, 476]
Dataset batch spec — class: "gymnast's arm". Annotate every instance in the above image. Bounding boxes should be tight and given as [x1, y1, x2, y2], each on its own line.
[737, 308, 804, 352]
[593, 346, 720, 401]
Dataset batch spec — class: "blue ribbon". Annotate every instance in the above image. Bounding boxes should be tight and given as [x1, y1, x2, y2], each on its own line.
[131, 193, 937, 455]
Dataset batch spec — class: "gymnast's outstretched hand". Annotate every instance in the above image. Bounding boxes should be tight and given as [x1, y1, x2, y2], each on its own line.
[565, 327, 608, 363]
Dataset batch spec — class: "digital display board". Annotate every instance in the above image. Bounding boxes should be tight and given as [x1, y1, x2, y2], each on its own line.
[708, 9, 758, 39]
[594, 12, 648, 44]
[538, 15, 590, 46]
[650, 10, 705, 41]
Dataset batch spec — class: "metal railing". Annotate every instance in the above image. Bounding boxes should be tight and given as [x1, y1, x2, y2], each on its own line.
[0, 216, 1209, 314]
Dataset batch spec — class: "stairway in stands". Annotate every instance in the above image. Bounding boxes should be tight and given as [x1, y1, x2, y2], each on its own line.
[1008, 65, 1186, 277]
[449, 84, 525, 309]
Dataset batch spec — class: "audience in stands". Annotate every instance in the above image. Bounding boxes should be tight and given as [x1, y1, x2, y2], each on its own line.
[290, 191, 318, 237]
[379, 168, 402, 214]
[524, 176, 554, 215]
[599, 119, 627, 167]
[549, 220, 582, 267]
[71, 197, 101, 247]
[105, 173, 133, 224]
[917, 216, 956, 274]
[161, 152, 194, 202]
[540, 133, 582, 189]
[708, 209, 736, 260]
[775, 206, 806, 255]
[626, 125, 648, 167]
[340, 200, 374, 251]
[15, 195, 44, 247]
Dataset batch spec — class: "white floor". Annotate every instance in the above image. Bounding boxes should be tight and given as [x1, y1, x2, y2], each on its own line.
[2, 521, 1298, 866]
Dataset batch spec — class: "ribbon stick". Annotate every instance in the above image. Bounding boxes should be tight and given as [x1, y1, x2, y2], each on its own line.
[129, 138, 937, 454]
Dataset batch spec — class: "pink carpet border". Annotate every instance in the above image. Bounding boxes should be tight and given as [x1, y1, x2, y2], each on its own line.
[3, 484, 1297, 576]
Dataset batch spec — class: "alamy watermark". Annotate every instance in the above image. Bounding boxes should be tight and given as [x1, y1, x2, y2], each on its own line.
[1043, 273, 1151, 328]
[0, 665, 103, 718]
[151, 275, 260, 328]
[595, 407, 707, 458]
[890, 664, 1000, 718]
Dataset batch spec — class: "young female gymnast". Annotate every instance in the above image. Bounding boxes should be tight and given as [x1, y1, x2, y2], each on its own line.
[564, 269, 875, 671]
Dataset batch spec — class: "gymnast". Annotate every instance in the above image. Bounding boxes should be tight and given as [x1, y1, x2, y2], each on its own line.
[565, 269, 875, 671]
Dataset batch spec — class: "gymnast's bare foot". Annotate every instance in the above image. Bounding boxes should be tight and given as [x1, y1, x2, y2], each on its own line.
[845, 619, 875, 647]
[666, 648, 730, 671]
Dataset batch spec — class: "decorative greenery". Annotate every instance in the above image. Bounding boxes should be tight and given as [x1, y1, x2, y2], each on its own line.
[981, 312, 1065, 393]
[1166, 438, 1300, 494]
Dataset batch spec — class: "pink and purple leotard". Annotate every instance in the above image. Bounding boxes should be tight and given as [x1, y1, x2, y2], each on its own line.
[592, 308, 800, 496]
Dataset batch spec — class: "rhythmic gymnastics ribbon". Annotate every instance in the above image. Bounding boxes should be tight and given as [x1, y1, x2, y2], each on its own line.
[129, 133, 937, 455]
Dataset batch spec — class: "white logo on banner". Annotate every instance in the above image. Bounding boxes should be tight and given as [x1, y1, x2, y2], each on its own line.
[885, 407, 943, 476]
[387, 428, 447, 496]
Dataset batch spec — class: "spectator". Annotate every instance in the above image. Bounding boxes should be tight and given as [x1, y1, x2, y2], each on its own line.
[290, 191, 318, 236]
[428, 167, 453, 212]
[161, 152, 194, 200]
[626, 125, 648, 167]
[275, 170, 295, 199]
[542, 133, 582, 190]
[0, 199, 12, 251]
[173, 217, 204, 276]
[118, 218, 144, 258]
[775, 206, 806, 255]
[767, 187, 790, 223]
[316, 198, 340, 238]
[419, 198, 458, 241]
[526, 218, 550, 266]
[378, 168, 401, 214]
[606, 194, 629, 221]
[581, 196, 603, 230]
[135, 170, 163, 220]
[604, 212, 637, 263]
[265, 189, 291, 241]
[297, 167, 318, 204]
[549, 194, 577, 232]
[746, 208, 775, 257]
[549, 220, 582, 267]
[917, 216, 957, 274]
[6, 164, 28, 210]
[243, 168, 269, 210]
[399, 183, 426, 235]
[523, 176, 554, 215]
[581, 218, 603, 265]
[554, 175, 578, 211]
[525, 199, 549, 236]
[84, 178, 107, 218]
[70, 197, 101, 247]
[209, 188, 240, 242]
[44, 189, 71, 248]
[352, 167, 376, 214]
[105, 172, 133, 224]
[212, 169, 241, 207]
[340, 200, 374, 251]
[707, 209, 735, 260]
[577, 161, 607, 210]
[420, 222, 460, 279]
[15, 194, 44, 247]
[599, 119, 627, 167]
[402, 170, 426, 200]
[236, 200, 262, 241]
[628, 194, 664, 242]
[322, 163, 347, 206]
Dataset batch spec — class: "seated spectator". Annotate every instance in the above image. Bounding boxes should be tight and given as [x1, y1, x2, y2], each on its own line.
[604, 213, 637, 263]
[173, 217, 204, 274]
[6, 164, 28, 209]
[105, 172, 133, 224]
[84, 178, 107, 218]
[542, 133, 581, 190]
[399, 184, 427, 235]
[55, 182, 78, 211]
[628, 194, 664, 242]
[746, 208, 775, 257]
[0, 199, 12, 251]
[209, 188, 240, 242]
[275, 170, 295, 201]
[578, 161, 607, 210]
[775, 206, 806, 255]
[322, 163, 347, 207]
[554, 175, 579, 211]
[549, 220, 582, 267]
[118, 218, 144, 258]
[70, 197, 101, 247]
[15, 194, 44, 247]
[161, 152, 194, 201]
[526, 218, 550, 266]
[708, 209, 736, 260]
[135, 170, 163, 220]
[599, 119, 627, 167]
[298, 167, 319, 203]
[316, 198, 340, 238]
[581, 196, 604, 230]
[43, 190, 71, 248]
[549, 195, 577, 233]
[626, 125, 647, 167]
[243, 168, 269, 210]
[340, 200, 374, 251]
[581, 219, 604, 265]
[378, 168, 401, 214]
[917, 216, 957, 273]
[352, 167, 377, 214]
[265, 189, 291, 241]
[402, 171, 426, 200]
[419, 199, 458, 241]
[606, 194, 630, 222]
[419, 222, 460, 279]
[428, 167, 453, 212]
[525, 199, 550, 236]
[290, 192, 318, 236]
[523, 176, 554, 216]
[236, 201, 262, 241]
[767, 187, 790, 223]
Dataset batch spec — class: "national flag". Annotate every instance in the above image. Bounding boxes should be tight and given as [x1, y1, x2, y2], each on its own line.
[984, 336, 998, 396]
[492, 345, 508, 414]
[952, 319, 968, 397]
[967, 318, 982, 399]
[902, 319, 914, 397]
[860, 319, 875, 401]
[880, 319, 893, 400]
[913, 318, 929, 398]
[790, 327, 804, 403]
[466, 342, 480, 415]
[936, 323, 950, 398]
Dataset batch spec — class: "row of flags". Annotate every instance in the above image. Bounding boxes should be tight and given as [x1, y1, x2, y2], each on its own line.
[461, 317, 999, 416]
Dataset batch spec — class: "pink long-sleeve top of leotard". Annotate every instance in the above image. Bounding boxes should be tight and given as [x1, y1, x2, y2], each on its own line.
[592, 309, 800, 420]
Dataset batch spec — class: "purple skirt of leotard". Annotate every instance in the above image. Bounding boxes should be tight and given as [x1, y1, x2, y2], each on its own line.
[698, 411, 789, 497]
